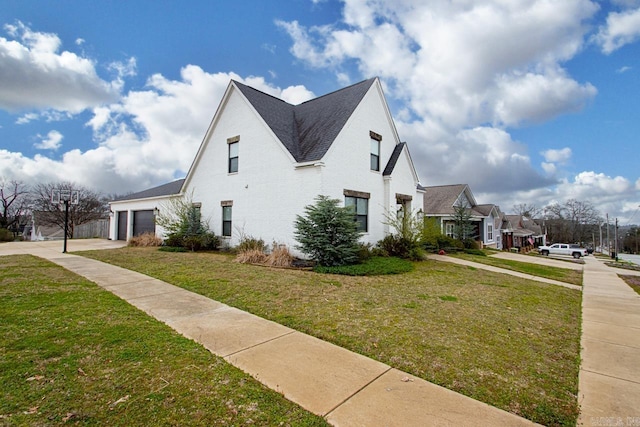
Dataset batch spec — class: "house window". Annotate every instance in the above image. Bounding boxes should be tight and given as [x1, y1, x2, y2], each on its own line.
[228, 142, 238, 173]
[221, 202, 233, 237]
[370, 131, 381, 172]
[445, 223, 454, 238]
[487, 224, 493, 241]
[345, 196, 368, 232]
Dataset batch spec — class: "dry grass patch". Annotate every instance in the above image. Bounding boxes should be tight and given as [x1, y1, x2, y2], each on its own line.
[81, 247, 582, 426]
[127, 232, 163, 247]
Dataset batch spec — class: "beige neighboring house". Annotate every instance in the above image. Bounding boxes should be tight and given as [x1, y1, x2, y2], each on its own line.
[422, 184, 501, 248]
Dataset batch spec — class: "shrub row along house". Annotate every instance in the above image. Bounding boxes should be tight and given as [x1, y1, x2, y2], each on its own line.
[109, 78, 425, 254]
[109, 77, 544, 253]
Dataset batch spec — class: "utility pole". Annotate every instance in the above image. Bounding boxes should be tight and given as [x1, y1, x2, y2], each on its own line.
[606, 213, 610, 256]
[614, 217, 619, 261]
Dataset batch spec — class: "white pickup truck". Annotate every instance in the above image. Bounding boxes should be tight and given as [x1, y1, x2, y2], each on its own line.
[538, 243, 588, 259]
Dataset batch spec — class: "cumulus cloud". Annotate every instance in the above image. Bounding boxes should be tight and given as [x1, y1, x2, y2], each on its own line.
[594, 7, 640, 54]
[0, 21, 121, 113]
[34, 130, 63, 150]
[1, 65, 316, 194]
[278, 0, 599, 194]
[541, 147, 572, 164]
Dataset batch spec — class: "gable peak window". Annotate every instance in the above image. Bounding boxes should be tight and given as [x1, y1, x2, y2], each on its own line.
[227, 136, 239, 173]
[370, 131, 381, 172]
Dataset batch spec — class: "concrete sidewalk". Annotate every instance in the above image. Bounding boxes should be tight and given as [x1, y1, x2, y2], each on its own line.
[578, 256, 640, 425]
[426, 254, 582, 291]
[1, 240, 536, 426]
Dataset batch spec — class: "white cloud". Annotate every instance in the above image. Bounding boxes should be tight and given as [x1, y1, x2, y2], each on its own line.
[541, 147, 572, 163]
[0, 66, 317, 194]
[34, 130, 63, 150]
[594, 7, 640, 54]
[0, 21, 121, 113]
[617, 65, 632, 73]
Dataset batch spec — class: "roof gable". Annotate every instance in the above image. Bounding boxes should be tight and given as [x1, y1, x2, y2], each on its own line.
[234, 78, 376, 162]
[423, 184, 469, 214]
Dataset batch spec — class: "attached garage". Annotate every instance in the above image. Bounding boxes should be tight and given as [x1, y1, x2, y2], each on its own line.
[109, 179, 185, 242]
[133, 210, 155, 236]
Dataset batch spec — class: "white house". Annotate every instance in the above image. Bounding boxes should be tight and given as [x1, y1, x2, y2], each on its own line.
[109, 77, 425, 254]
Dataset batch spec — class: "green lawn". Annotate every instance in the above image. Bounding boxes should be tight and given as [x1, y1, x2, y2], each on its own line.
[81, 247, 582, 426]
[0, 255, 327, 426]
[451, 252, 583, 286]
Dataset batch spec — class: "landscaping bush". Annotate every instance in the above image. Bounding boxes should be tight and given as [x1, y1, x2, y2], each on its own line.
[155, 194, 219, 252]
[128, 232, 163, 247]
[265, 243, 293, 267]
[235, 249, 268, 264]
[294, 195, 362, 267]
[376, 234, 424, 260]
[0, 228, 14, 242]
[236, 235, 265, 252]
[314, 256, 414, 276]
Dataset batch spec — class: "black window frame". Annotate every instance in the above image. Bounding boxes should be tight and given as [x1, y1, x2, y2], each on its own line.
[228, 141, 239, 173]
[222, 205, 232, 237]
[345, 196, 368, 232]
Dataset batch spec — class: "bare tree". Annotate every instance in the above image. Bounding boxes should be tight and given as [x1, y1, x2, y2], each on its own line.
[512, 203, 542, 219]
[544, 199, 601, 244]
[0, 179, 30, 232]
[31, 182, 107, 238]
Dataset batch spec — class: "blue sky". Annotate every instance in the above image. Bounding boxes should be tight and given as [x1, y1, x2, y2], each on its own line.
[1, 0, 639, 223]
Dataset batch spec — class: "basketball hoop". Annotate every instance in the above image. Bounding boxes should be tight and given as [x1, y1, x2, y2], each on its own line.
[51, 188, 80, 253]
[51, 189, 79, 205]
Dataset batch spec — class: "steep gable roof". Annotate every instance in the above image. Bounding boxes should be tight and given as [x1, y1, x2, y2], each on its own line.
[423, 184, 469, 214]
[112, 179, 185, 202]
[234, 78, 376, 162]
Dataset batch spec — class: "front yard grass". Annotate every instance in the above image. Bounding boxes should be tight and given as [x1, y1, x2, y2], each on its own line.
[0, 255, 327, 426]
[82, 247, 582, 426]
[452, 252, 583, 286]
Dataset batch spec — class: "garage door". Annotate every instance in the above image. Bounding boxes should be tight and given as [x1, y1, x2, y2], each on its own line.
[117, 211, 128, 240]
[133, 210, 155, 236]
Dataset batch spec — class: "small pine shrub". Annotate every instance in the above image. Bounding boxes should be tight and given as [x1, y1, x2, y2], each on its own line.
[235, 249, 268, 264]
[265, 243, 293, 267]
[128, 232, 163, 247]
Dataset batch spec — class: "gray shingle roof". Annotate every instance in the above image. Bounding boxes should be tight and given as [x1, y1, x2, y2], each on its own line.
[422, 184, 468, 214]
[234, 78, 376, 162]
[112, 179, 185, 202]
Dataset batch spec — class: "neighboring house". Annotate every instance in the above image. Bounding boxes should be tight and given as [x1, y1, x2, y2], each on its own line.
[422, 184, 500, 248]
[501, 215, 545, 251]
[109, 78, 425, 254]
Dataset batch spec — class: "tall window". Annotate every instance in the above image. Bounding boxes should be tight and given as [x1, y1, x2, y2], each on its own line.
[222, 206, 232, 237]
[228, 141, 239, 173]
[487, 224, 493, 241]
[345, 196, 368, 232]
[370, 138, 380, 171]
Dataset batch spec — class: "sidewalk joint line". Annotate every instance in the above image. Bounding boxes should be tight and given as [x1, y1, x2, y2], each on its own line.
[323, 366, 393, 418]
[582, 369, 640, 385]
[223, 330, 297, 358]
